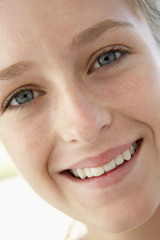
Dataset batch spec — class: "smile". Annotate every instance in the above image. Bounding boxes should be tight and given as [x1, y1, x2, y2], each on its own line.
[69, 142, 138, 179]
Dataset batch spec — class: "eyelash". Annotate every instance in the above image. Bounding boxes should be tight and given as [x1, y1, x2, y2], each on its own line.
[2, 46, 130, 112]
[2, 86, 45, 112]
[88, 45, 130, 74]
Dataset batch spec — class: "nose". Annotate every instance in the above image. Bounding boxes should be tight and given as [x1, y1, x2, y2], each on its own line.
[56, 88, 112, 143]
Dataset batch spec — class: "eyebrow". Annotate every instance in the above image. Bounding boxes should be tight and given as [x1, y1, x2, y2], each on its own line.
[0, 61, 35, 81]
[0, 20, 134, 81]
[72, 19, 135, 48]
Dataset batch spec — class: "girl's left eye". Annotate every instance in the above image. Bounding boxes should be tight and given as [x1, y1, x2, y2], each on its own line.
[93, 51, 122, 69]
[92, 50, 122, 70]
[88, 46, 131, 74]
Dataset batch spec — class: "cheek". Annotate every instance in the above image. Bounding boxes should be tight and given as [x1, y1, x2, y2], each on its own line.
[0, 113, 54, 174]
[0, 114, 70, 211]
[102, 63, 160, 158]
[100, 64, 160, 125]
[120, 70, 160, 132]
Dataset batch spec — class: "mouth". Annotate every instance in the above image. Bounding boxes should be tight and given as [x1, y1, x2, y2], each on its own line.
[67, 140, 141, 180]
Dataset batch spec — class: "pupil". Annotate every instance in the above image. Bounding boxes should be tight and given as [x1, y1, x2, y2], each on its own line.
[15, 90, 34, 104]
[98, 52, 116, 66]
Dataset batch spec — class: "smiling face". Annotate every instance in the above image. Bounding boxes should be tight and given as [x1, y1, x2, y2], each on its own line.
[0, 0, 160, 235]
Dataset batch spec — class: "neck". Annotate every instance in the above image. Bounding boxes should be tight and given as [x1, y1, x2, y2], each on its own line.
[85, 205, 160, 240]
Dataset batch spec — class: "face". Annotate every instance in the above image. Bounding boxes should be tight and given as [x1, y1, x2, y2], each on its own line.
[0, 0, 160, 234]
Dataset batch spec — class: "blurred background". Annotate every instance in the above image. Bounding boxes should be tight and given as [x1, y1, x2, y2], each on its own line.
[0, 143, 86, 240]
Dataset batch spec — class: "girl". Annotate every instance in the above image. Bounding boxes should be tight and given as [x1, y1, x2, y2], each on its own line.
[0, 0, 160, 239]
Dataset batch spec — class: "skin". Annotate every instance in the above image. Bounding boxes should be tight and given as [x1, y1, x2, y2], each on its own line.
[0, 0, 160, 239]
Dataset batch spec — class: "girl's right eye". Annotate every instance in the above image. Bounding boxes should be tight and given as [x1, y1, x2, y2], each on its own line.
[10, 90, 37, 106]
[3, 88, 45, 111]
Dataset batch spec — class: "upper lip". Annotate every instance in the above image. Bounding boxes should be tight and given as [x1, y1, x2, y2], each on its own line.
[65, 139, 138, 170]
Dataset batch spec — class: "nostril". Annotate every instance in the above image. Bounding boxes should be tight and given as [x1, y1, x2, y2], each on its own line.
[101, 124, 108, 130]
[70, 139, 78, 143]
[58, 97, 113, 143]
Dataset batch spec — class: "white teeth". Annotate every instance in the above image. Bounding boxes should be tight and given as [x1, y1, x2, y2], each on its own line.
[73, 169, 79, 178]
[122, 149, 131, 161]
[103, 159, 116, 172]
[76, 169, 86, 179]
[91, 166, 104, 177]
[129, 145, 135, 155]
[70, 141, 138, 179]
[114, 154, 124, 166]
[84, 168, 93, 178]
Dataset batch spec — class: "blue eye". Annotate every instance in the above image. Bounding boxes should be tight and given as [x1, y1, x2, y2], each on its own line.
[9, 89, 40, 107]
[12, 90, 34, 105]
[3, 86, 46, 112]
[93, 51, 121, 70]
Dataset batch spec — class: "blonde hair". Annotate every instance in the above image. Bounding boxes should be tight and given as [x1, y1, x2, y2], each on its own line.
[127, 0, 160, 45]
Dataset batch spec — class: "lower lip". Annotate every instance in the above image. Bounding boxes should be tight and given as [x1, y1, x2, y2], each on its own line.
[62, 141, 142, 189]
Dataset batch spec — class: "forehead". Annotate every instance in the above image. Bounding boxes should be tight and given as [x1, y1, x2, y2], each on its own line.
[0, 0, 141, 68]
